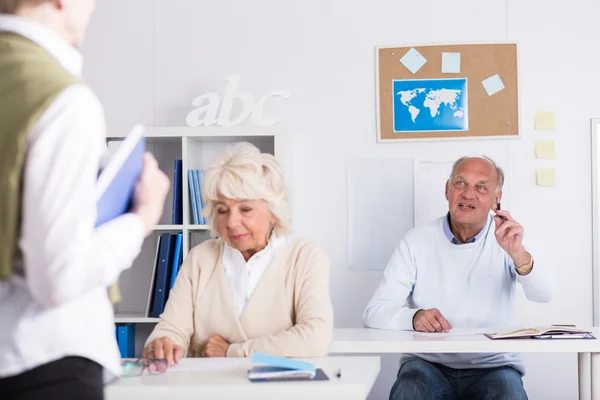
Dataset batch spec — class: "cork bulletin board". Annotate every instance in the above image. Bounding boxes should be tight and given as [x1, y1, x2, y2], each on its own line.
[376, 43, 519, 142]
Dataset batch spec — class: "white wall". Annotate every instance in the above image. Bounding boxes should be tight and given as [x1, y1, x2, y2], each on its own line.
[82, 1, 599, 398]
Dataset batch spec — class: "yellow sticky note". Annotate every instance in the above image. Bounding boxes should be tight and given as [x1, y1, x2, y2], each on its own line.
[536, 168, 556, 186]
[535, 140, 556, 159]
[535, 112, 555, 130]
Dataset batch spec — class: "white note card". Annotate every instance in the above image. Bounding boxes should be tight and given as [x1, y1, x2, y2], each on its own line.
[400, 48, 427, 74]
[441, 52, 461, 73]
[482, 74, 505, 96]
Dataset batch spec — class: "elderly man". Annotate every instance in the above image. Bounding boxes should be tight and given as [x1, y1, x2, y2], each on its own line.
[364, 156, 555, 400]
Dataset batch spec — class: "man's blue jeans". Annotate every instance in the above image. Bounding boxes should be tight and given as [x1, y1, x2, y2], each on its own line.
[389, 358, 528, 400]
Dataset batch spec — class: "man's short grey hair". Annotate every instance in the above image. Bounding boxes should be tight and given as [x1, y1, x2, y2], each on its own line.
[449, 156, 505, 193]
[201, 142, 290, 238]
[0, 0, 48, 14]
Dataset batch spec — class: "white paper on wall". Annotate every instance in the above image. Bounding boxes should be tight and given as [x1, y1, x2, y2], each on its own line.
[346, 159, 414, 271]
[413, 159, 454, 227]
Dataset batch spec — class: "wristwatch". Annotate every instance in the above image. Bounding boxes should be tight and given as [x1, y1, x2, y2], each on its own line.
[515, 253, 534, 275]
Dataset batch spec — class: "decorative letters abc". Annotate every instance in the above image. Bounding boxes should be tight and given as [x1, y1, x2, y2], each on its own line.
[185, 74, 291, 127]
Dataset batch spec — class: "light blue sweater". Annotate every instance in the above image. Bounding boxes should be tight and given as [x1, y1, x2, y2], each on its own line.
[363, 214, 555, 375]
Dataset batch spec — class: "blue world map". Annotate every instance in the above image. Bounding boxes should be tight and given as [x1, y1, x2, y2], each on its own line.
[392, 78, 468, 132]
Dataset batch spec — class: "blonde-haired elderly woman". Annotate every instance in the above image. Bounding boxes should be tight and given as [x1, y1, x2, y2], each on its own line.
[143, 142, 333, 366]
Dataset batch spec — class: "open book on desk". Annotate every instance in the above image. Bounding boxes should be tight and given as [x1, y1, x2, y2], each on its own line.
[248, 353, 329, 382]
[485, 325, 595, 340]
[95, 125, 145, 227]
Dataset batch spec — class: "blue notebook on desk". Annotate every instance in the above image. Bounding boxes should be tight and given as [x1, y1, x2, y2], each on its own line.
[95, 125, 145, 227]
[250, 352, 316, 372]
[248, 353, 328, 382]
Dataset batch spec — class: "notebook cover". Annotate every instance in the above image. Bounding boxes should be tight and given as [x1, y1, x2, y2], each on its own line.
[534, 334, 596, 340]
[249, 368, 329, 383]
[250, 352, 316, 372]
[96, 131, 145, 227]
[485, 333, 597, 340]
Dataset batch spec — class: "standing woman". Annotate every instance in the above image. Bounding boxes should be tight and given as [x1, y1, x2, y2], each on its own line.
[0, 1, 170, 399]
[144, 142, 333, 365]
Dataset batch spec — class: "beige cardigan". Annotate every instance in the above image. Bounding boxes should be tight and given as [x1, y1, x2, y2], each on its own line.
[145, 237, 334, 358]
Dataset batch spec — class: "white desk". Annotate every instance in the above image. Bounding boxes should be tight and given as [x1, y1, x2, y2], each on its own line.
[105, 356, 380, 400]
[330, 328, 600, 400]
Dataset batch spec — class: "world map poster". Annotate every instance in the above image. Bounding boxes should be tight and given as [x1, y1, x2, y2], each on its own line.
[393, 78, 468, 132]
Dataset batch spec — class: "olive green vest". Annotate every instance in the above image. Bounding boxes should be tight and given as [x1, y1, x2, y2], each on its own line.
[0, 32, 80, 279]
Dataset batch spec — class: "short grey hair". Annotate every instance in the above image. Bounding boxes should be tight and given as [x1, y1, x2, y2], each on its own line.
[449, 156, 505, 193]
[201, 142, 290, 238]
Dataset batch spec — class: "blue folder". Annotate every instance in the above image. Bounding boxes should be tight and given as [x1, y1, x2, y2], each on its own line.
[95, 128, 145, 227]
[168, 233, 183, 291]
[196, 170, 207, 224]
[116, 323, 136, 358]
[171, 160, 182, 224]
[250, 353, 316, 372]
[193, 170, 204, 224]
[188, 170, 199, 225]
[151, 233, 175, 318]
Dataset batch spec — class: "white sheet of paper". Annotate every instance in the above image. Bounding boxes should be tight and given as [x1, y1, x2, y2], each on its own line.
[168, 358, 240, 372]
[413, 160, 454, 227]
[413, 328, 487, 337]
[347, 159, 414, 270]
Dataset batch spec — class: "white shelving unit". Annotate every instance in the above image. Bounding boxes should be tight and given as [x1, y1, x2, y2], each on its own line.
[154, 224, 183, 230]
[109, 127, 290, 331]
[114, 313, 159, 324]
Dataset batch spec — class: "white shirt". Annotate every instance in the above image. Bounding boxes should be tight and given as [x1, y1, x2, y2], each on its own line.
[222, 233, 290, 317]
[363, 215, 555, 374]
[0, 15, 144, 380]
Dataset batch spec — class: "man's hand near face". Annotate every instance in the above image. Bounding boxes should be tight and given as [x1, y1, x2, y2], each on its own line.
[494, 209, 532, 274]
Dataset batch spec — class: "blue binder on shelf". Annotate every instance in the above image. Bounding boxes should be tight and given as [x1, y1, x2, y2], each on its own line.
[151, 233, 175, 318]
[145, 236, 161, 317]
[197, 169, 207, 224]
[172, 160, 183, 224]
[95, 125, 145, 227]
[193, 170, 204, 224]
[188, 170, 199, 225]
[115, 323, 135, 358]
[168, 233, 183, 291]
